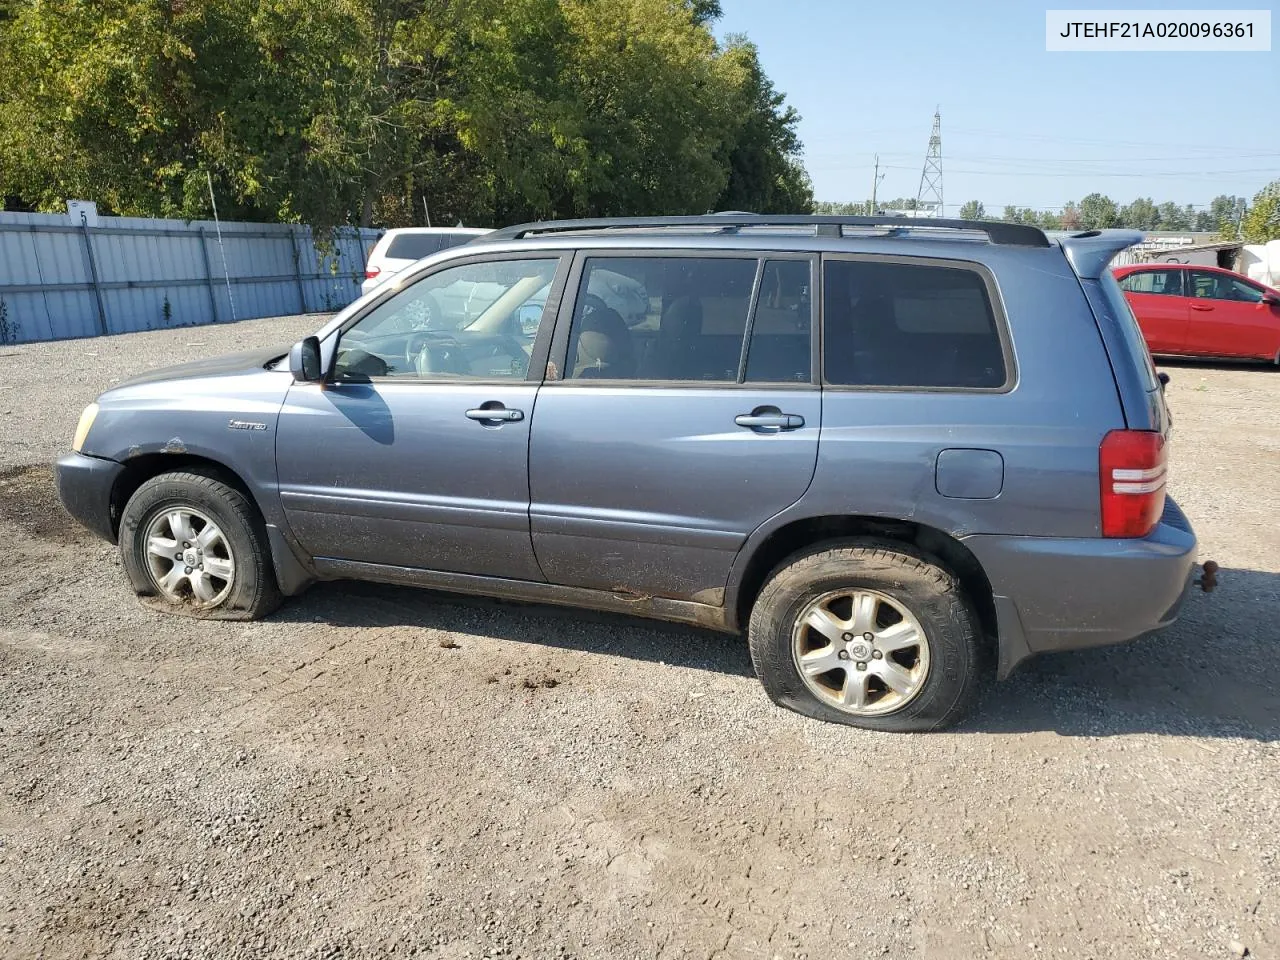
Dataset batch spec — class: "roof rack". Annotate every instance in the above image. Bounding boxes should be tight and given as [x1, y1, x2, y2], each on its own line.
[482, 214, 1050, 248]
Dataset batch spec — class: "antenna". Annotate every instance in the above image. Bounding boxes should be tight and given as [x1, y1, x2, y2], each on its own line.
[916, 107, 944, 219]
[206, 170, 236, 322]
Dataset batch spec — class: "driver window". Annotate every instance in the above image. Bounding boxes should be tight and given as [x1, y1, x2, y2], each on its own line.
[335, 258, 560, 380]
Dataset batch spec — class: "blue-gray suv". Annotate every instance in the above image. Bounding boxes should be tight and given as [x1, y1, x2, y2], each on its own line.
[55, 215, 1198, 731]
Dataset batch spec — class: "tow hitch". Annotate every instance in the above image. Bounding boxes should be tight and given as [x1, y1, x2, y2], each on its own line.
[1196, 560, 1218, 593]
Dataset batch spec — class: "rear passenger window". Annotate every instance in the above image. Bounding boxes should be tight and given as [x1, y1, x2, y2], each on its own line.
[568, 257, 756, 381]
[1119, 269, 1183, 296]
[744, 260, 812, 383]
[823, 259, 1007, 389]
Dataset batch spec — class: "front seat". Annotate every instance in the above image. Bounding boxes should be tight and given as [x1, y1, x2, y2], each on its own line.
[570, 305, 635, 379]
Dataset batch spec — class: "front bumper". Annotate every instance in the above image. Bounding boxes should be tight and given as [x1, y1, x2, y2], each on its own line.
[54, 452, 124, 544]
[964, 497, 1198, 677]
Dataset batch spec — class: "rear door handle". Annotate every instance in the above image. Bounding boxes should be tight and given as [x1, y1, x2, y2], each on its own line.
[735, 412, 805, 431]
[1190, 303, 1214, 312]
[465, 405, 524, 423]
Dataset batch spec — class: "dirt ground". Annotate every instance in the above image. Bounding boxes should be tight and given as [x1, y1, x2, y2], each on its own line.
[1, 316, 1278, 960]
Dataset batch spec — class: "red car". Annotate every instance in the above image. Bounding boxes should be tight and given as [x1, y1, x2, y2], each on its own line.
[1113, 263, 1280, 363]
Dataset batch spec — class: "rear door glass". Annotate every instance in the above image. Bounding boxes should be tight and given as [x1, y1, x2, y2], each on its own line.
[567, 257, 757, 381]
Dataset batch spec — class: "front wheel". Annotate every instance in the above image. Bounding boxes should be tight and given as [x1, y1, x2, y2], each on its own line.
[119, 470, 282, 620]
[748, 540, 985, 732]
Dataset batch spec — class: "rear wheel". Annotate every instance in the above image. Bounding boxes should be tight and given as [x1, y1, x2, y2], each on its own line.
[748, 540, 985, 732]
[119, 471, 282, 620]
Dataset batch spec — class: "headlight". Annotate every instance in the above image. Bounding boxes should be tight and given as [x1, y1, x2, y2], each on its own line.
[72, 403, 99, 452]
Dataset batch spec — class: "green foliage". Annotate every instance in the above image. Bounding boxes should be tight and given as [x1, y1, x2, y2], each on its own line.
[162, 295, 173, 326]
[1240, 181, 1280, 243]
[1078, 193, 1119, 230]
[958, 200, 985, 220]
[0, 0, 810, 228]
[1118, 197, 1158, 231]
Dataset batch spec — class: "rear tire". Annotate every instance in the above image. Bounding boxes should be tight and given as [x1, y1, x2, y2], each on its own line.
[119, 470, 282, 621]
[748, 539, 984, 732]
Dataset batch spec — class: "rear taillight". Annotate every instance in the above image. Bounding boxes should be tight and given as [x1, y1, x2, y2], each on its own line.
[365, 265, 380, 280]
[1099, 429, 1167, 538]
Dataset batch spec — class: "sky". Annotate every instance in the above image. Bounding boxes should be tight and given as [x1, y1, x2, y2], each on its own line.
[715, 0, 1279, 213]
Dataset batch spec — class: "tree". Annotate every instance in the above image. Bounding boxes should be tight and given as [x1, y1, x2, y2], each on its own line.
[1079, 193, 1118, 229]
[1038, 210, 1062, 231]
[1196, 194, 1238, 233]
[713, 37, 812, 213]
[1060, 202, 1082, 230]
[1240, 181, 1280, 243]
[1118, 197, 1158, 231]
[1156, 202, 1190, 231]
[958, 200, 985, 220]
[0, 0, 811, 229]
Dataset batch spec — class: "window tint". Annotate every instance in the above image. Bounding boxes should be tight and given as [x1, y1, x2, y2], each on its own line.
[823, 259, 1006, 388]
[335, 258, 558, 380]
[1188, 270, 1263, 303]
[568, 257, 756, 381]
[1120, 269, 1184, 296]
[744, 260, 812, 383]
[384, 232, 475, 261]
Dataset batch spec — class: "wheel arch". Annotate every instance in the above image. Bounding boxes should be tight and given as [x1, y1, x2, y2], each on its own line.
[729, 514, 998, 650]
[109, 453, 315, 596]
[109, 453, 259, 536]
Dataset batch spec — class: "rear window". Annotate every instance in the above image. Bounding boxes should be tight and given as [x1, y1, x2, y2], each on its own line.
[384, 232, 475, 261]
[823, 259, 1007, 388]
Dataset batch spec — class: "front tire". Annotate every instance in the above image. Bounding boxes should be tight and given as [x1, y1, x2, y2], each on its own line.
[119, 470, 282, 620]
[748, 540, 984, 732]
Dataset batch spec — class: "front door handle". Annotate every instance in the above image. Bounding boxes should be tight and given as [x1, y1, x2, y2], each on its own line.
[465, 405, 524, 423]
[735, 411, 805, 431]
[1190, 303, 1214, 312]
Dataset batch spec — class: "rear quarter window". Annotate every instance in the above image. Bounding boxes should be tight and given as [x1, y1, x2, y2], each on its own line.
[823, 258, 1008, 389]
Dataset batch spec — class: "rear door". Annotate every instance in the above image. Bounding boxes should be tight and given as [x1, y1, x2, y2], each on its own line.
[1184, 269, 1280, 359]
[527, 251, 820, 602]
[1116, 267, 1188, 354]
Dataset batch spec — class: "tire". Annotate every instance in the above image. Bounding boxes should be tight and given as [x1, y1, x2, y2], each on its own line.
[119, 470, 283, 621]
[748, 539, 985, 732]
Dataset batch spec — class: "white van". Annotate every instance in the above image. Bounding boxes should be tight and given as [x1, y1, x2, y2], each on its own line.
[362, 227, 492, 295]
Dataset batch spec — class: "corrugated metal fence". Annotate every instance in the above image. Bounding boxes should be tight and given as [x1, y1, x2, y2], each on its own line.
[0, 212, 383, 344]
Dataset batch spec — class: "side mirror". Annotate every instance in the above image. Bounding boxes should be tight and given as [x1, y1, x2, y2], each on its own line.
[289, 336, 323, 382]
[1262, 291, 1280, 307]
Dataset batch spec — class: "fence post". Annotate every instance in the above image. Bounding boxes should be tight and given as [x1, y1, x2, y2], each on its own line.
[197, 227, 220, 323]
[79, 219, 109, 336]
[289, 228, 308, 314]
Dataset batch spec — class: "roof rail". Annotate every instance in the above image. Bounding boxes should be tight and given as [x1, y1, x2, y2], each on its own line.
[482, 214, 1051, 248]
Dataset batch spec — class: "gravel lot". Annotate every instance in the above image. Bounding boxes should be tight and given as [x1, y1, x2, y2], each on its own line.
[1, 315, 1278, 960]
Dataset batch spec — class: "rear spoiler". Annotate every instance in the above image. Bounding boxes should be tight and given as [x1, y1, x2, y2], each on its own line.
[1053, 230, 1146, 279]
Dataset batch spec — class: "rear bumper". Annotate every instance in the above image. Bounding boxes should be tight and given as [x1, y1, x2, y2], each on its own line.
[964, 497, 1198, 677]
[54, 452, 123, 544]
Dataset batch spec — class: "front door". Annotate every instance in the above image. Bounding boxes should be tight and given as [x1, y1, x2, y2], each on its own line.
[528, 253, 821, 602]
[276, 254, 566, 580]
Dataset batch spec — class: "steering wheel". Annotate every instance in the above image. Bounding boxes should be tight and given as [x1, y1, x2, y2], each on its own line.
[405, 332, 470, 376]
